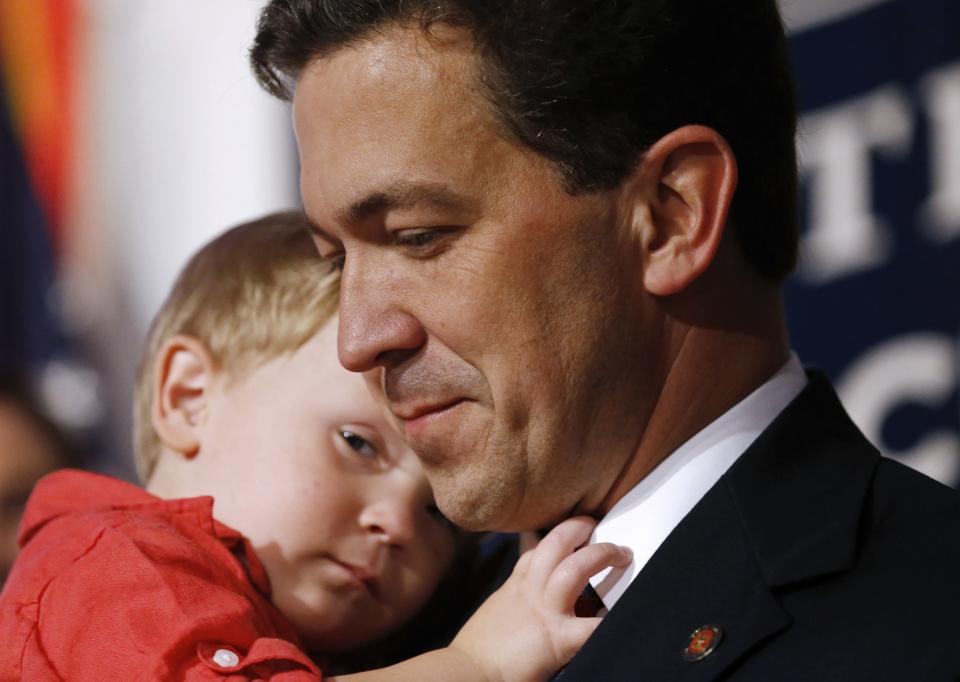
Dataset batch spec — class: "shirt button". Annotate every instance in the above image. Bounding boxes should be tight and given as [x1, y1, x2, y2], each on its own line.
[212, 648, 240, 668]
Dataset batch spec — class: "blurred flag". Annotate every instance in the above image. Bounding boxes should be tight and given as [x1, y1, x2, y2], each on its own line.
[0, 0, 75, 366]
[0, 76, 66, 369]
[0, 0, 75, 246]
[1, 0, 103, 468]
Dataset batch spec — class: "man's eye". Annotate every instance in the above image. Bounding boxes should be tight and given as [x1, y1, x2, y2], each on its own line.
[339, 430, 377, 458]
[426, 502, 458, 532]
[327, 254, 346, 271]
[394, 229, 443, 249]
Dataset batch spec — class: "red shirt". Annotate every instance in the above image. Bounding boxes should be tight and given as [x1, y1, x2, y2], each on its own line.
[0, 470, 324, 681]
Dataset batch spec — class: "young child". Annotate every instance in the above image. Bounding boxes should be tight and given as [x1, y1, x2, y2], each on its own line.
[0, 213, 630, 681]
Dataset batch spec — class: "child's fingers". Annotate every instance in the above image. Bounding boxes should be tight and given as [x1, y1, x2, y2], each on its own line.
[556, 616, 604, 663]
[525, 516, 597, 585]
[518, 531, 540, 554]
[544, 541, 632, 613]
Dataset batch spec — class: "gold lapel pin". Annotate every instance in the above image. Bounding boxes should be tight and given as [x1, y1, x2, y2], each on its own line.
[683, 624, 723, 662]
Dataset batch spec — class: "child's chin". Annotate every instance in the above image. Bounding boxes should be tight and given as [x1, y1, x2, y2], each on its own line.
[279, 596, 389, 653]
[297, 618, 392, 655]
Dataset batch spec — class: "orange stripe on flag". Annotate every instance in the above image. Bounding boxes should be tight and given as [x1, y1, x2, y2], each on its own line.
[0, 0, 76, 252]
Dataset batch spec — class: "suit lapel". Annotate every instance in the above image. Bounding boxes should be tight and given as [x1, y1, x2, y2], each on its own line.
[725, 373, 878, 588]
[559, 373, 879, 681]
[559, 481, 790, 681]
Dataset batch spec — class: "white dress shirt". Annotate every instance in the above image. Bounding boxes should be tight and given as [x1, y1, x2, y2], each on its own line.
[588, 353, 808, 610]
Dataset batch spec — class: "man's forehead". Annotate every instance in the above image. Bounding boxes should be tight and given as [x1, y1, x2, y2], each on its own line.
[293, 23, 476, 112]
[293, 27, 512, 234]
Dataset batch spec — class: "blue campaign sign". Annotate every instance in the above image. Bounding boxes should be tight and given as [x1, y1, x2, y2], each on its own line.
[785, 0, 960, 485]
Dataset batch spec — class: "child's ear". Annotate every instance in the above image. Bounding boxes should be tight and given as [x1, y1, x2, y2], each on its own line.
[621, 125, 738, 296]
[151, 335, 216, 458]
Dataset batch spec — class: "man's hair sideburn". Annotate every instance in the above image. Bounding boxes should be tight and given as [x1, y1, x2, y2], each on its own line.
[250, 0, 799, 281]
[133, 211, 339, 481]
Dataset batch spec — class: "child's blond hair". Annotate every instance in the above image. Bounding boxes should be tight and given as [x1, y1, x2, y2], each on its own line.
[133, 211, 339, 481]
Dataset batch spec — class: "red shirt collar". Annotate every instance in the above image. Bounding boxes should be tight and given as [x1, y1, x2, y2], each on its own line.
[19, 469, 273, 595]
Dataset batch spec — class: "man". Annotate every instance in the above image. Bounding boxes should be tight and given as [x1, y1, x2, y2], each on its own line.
[251, 2, 960, 679]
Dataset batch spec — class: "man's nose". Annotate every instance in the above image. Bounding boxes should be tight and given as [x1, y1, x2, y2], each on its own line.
[337, 262, 426, 373]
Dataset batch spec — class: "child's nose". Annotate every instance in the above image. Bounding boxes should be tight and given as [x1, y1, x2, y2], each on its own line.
[358, 496, 417, 548]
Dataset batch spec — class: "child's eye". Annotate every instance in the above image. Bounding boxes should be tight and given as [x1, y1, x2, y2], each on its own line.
[339, 430, 378, 459]
[426, 502, 458, 532]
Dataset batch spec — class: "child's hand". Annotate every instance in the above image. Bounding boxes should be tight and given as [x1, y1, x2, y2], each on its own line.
[450, 516, 632, 682]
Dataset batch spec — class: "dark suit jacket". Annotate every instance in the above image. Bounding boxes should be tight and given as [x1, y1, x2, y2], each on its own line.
[559, 372, 960, 681]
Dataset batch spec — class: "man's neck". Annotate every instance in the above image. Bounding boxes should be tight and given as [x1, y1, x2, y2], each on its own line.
[587, 352, 807, 608]
[597, 297, 790, 517]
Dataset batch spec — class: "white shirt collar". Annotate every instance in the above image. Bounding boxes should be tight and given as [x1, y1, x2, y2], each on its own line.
[588, 353, 808, 610]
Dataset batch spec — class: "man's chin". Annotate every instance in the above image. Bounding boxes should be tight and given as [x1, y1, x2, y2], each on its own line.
[428, 469, 544, 532]
[429, 474, 509, 531]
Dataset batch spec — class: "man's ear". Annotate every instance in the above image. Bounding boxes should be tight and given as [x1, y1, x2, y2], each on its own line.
[625, 125, 738, 296]
[151, 334, 216, 458]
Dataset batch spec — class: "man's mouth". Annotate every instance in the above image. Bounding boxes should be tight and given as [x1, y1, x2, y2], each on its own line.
[392, 398, 468, 440]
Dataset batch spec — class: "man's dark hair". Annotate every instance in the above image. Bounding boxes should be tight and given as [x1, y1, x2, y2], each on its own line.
[251, 0, 798, 280]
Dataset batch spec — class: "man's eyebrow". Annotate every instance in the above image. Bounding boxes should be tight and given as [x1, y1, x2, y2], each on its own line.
[337, 181, 477, 225]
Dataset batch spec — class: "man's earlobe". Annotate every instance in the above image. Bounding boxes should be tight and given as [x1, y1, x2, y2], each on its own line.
[151, 335, 215, 458]
[630, 125, 738, 296]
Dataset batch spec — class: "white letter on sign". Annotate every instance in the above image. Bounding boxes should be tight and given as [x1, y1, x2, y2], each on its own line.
[798, 86, 913, 283]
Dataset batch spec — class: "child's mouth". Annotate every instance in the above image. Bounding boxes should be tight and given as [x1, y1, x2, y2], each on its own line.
[327, 557, 382, 599]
